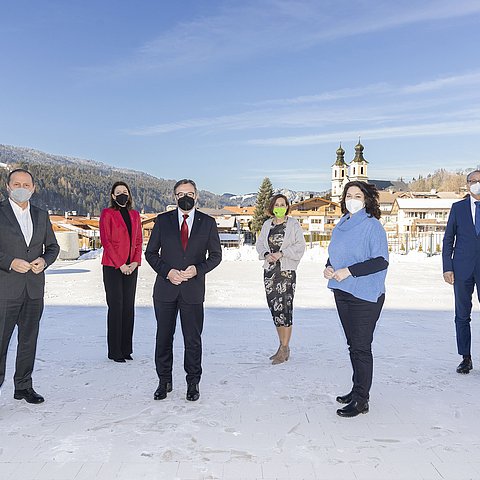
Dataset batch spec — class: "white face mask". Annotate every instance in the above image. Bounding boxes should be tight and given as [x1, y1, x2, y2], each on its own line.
[9, 187, 33, 203]
[470, 182, 480, 196]
[346, 198, 364, 214]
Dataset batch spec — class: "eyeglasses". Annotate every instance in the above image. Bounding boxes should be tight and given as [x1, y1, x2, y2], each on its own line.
[468, 180, 480, 184]
[175, 192, 195, 198]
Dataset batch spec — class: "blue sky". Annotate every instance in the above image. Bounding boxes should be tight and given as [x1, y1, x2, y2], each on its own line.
[1, 0, 480, 195]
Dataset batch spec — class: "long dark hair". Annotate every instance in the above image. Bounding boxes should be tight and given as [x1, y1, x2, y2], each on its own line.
[109, 181, 133, 210]
[340, 181, 381, 219]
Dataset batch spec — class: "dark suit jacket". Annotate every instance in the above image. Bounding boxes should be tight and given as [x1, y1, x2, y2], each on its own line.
[145, 209, 222, 304]
[0, 199, 60, 300]
[442, 196, 480, 279]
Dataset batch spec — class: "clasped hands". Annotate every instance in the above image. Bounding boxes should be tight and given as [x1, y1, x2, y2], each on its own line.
[10, 257, 46, 274]
[323, 266, 351, 282]
[265, 251, 283, 263]
[167, 265, 197, 285]
[120, 262, 138, 275]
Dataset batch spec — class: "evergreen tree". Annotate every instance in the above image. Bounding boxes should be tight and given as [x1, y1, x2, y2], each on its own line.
[251, 177, 273, 232]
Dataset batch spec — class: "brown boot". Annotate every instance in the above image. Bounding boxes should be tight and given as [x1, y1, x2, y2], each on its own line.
[269, 345, 281, 360]
[272, 345, 290, 365]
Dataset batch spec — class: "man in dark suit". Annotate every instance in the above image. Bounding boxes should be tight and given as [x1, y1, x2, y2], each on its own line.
[443, 170, 480, 374]
[0, 169, 59, 403]
[146, 179, 222, 401]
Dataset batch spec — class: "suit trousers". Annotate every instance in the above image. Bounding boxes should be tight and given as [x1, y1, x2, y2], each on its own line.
[103, 266, 138, 360]
[0, 289, 44, 389]
[153, 292, 204, 385]
[334, 289, 385, 404]
[453, 272, 480, 355]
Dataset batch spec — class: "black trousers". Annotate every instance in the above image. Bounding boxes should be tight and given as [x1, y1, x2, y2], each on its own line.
[103, 266, 138, 360]
[334, 289, 385, 404]
[153, 292, 204, 385]
[0, 289, 44, 390]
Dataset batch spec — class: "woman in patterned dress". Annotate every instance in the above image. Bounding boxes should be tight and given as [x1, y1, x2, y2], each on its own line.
[256, 194, 306, 364]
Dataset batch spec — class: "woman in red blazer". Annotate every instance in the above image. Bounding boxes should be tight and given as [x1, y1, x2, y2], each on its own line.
[100, 181, 143, 362]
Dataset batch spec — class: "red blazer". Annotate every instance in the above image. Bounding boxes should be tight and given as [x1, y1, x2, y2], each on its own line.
[100, 208, 143, 268]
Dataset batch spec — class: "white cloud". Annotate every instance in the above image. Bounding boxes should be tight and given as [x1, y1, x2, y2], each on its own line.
[87, 0, 480, 78]
[248, 120, 480, 146]
[123, 62, 480, 136]
[402, 71, 480, 94]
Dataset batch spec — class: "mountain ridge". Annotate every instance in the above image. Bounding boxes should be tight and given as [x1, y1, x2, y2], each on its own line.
[0, 144, 323, 213]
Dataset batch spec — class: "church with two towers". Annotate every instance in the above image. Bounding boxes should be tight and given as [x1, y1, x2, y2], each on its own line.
[331, 140, 369, 203]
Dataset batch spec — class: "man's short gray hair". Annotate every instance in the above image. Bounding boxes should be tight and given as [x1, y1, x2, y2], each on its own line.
[467, 170, 480, 182]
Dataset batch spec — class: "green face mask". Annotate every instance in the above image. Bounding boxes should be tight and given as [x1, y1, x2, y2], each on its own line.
[273, 207, 287, 218]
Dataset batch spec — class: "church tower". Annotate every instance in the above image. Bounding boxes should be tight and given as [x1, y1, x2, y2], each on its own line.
[331, 143, 348, 203]
[348, 139, 368, 182]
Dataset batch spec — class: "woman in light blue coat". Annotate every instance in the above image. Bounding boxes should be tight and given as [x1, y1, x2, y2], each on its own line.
[324, 181, 388, 418]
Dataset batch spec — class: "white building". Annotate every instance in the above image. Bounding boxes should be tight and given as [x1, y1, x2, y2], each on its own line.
[391, 197, 459, 235]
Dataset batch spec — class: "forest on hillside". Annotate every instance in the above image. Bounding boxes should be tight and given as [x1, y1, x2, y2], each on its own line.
[408, 168, 472, 192]
[0, 145, 222, 215]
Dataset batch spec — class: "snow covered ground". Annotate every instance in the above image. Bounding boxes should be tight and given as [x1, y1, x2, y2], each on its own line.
[1, 246, 480, 480]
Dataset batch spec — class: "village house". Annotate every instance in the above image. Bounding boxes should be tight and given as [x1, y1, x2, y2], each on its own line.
[222, 206, 255, 231]
[289, 196, 342, 235]
[390, 197, 461, 235]
[49, 214, 100, 259]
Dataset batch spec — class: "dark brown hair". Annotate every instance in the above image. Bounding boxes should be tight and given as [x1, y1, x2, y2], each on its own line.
[109, 181, 133, 210]
[340, 181, 381, 219]
[267, 194, 290, 216]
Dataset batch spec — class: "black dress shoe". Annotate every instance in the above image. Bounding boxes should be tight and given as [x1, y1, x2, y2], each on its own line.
[336, 392, 353, 404]
[154, 382, 172, 400]
[113, 358, 126, 363]
[14, 388, 45, 404]
[456, 356, 473, 374]
[186, 383, 200, 402]
[124, 355, 133, 360]
[336, 400, 369, 418]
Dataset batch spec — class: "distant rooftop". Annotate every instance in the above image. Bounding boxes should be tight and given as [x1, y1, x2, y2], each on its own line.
[369, 179, 408, 192]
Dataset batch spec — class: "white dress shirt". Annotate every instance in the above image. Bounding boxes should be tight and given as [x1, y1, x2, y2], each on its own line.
[177, 207, 195, 238]
[469, 194, 480, 227]
[9, 198, 33, 246]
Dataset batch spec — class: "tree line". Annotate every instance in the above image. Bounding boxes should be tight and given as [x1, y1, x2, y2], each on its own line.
[408, 168, 471, 193]
[0, 146, 223, 215]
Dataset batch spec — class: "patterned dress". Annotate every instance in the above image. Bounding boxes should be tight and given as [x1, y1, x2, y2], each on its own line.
[263, 222, 296, 327]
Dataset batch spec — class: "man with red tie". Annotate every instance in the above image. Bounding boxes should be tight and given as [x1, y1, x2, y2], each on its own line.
[146, 179, 222, 401]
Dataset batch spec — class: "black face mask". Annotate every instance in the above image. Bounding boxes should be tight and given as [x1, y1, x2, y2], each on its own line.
[177, 195, 195, 211]
[115, 194, 129, 207]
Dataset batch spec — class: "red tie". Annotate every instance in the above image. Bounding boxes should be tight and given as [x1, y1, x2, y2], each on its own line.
[181, 214, 189, 250]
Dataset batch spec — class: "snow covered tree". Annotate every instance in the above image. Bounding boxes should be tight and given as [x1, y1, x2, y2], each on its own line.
[251, 177, 273, 232]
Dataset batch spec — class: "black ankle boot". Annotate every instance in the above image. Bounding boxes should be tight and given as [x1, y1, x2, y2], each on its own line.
[336, 400, 369, 418]
[456, 355, 473, 374]
[336, 392, 353, 404]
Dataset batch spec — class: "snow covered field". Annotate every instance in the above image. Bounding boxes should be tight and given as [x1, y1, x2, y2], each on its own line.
[1, 247, 480, 480]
